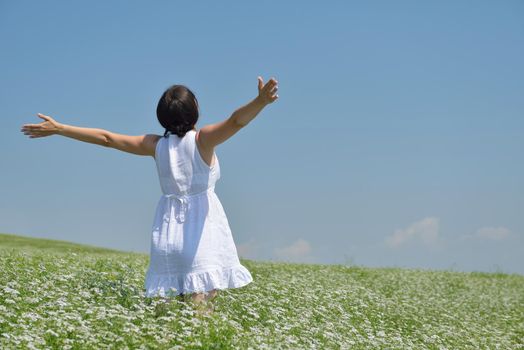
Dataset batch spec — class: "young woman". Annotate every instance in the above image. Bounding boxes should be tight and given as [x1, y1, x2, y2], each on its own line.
[21, 76, 279, 316]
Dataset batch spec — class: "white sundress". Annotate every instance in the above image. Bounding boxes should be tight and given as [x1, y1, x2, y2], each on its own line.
[144, 129, 253, 297]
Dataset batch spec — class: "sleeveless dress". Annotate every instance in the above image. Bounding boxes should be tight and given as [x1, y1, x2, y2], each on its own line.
[144, 129, 253, 297]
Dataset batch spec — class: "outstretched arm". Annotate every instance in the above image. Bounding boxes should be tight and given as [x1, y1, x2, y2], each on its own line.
[197, 76, 279, 149]
[21, 113, 159, 157]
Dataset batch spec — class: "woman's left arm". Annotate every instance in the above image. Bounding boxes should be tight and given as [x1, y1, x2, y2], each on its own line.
[21, 113, 160, 157]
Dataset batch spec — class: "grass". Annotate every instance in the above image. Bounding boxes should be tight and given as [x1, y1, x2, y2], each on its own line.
[0, 232, 523, 349]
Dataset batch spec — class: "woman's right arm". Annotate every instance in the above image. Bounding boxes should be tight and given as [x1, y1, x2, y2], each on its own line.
[197, 76, 279, 149]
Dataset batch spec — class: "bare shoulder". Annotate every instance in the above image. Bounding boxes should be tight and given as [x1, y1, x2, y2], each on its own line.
[145, 134, 163, 158]
[195, 128, 211, 149]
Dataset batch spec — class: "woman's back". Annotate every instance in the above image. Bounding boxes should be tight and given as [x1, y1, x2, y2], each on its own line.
[154, 129, 220, 196]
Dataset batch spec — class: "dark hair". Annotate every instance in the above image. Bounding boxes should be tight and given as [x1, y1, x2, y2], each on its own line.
[156, 84, 199, 138]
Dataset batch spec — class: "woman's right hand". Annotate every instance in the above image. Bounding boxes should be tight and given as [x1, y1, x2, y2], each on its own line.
[21, 113, 64, 138]
[257, 76, 279, 105]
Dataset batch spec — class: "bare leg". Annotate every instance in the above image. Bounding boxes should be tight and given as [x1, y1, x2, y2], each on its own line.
[190, 292, 206, 304]
[187, 289, 218, 303]
[188, 292, 209, 316]
[176, 290, 218, 315]
[204, 289, 218, 314]
[205, 289, 218, 302]
[194, 289, 219, 315]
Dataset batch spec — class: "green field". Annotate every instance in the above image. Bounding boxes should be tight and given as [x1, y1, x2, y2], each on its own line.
[0, 232, 522, 349]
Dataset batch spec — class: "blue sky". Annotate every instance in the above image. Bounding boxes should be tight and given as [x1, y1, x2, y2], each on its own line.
[1, 1, 523, 275]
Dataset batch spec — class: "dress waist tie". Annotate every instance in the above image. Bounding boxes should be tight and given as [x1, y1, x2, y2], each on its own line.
[163, 186, 215, 223]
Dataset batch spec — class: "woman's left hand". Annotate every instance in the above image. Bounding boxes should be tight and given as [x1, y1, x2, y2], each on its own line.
[21, 113, 63, 138]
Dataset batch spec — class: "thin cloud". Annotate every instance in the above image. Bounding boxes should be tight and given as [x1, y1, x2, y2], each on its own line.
[236, 238, 258, 259]
[273, 238, 312, 259]
[385, 217, 440, 248]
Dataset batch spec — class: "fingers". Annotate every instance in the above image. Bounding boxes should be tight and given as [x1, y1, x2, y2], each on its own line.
[25, 133, 50, 138]
[21, 126, 43, 136]
[264, 78, 277, 88]
[262, 78, 278, 94]
[21, 114, 55, 138]
[23, 131, 48, 138]
[257, 76, 279, 104]
[23, 130, 46, 136]
[21, 125, 41, 130]
[37, 113, 50, 121]
[259, 77, 278, 89]
[21, 118, 49, 131]
[21, 125, 50, 137]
